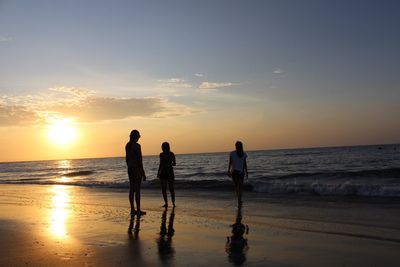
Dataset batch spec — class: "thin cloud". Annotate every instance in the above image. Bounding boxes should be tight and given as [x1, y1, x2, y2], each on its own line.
[48, 86, 95, 97]
[157, 78, 192, 88]
[50, 96, 165, 122]
[199, 82, 238, 90]
[0, 87, 193, 126]
[159, 78, 185, 83]
[0, 104, 38, 126]
[194, 73, 205, 78]
[272, 68, 283, 74]
[0, 36, 12, 43]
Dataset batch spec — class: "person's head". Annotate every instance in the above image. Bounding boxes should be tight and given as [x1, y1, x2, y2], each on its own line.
[162, 142, 170, 153]
[129, 129, 141, 142]
[235, 141, 244, 157]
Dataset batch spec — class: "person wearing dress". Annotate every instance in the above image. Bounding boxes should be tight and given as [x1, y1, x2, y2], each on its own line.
[157, 142, 176, 208]
[228, 141, 248, 206]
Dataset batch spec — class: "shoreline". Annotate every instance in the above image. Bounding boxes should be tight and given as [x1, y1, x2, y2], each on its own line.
[1, 184, 400, 266]
[2, 180, 400, 199]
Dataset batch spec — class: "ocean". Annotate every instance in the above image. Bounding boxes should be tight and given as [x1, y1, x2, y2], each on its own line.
[1, 144, 399, 197]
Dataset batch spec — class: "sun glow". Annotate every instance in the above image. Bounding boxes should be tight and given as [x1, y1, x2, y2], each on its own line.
[48, 118, 77, 145]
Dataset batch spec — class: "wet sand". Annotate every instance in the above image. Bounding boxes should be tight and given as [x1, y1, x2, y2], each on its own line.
[1, 184, 400, 266]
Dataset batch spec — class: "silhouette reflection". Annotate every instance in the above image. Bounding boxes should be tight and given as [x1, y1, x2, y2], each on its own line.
[128, 214, 141, 240]
[127, 214, 145, 265]
[156, 207, 176, 262]
[226, 206, 249, 265]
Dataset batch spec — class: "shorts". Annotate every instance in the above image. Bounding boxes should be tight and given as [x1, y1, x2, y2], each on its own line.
[159, 167, 175, 180]
[231, 170, 244, 184]
[128, 167, 142, 190]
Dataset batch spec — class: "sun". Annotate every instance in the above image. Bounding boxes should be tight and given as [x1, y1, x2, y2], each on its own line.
[48, 118, 77, 145]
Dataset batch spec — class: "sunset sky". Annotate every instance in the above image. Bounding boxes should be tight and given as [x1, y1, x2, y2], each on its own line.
[0, 0, 399, 162]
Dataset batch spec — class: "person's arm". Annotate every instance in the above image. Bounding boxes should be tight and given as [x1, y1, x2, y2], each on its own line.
[172, 153, 176, 166]
[228, 155, 232, 177]
[138, 144, 146, 181]
[157, 154, 162, 178]
[125, 143, 130, 166]
[244, 158, 248, 179]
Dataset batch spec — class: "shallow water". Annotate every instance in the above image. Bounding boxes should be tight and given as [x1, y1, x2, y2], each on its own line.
[1, 144, 399, 196]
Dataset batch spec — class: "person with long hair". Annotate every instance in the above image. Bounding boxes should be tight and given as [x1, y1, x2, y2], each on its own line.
[228, 141, 248, 206]
[125, 129, 146, 216]
[157, 142, 176, 208]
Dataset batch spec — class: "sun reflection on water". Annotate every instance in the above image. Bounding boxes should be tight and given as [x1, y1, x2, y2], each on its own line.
[49, 185, 70, 238]
[57, 159, 71, 184]
[58, 176, 70, 183]
[58, 159, 71, 169]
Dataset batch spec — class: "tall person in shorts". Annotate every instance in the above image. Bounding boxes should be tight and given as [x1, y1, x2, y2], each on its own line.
[125, 129, 147, 216]
[157, 142, 176, 208]
[228, 141, 248, 207]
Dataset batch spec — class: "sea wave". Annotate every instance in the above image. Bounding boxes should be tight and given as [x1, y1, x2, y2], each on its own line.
[178, 171, 227, 179]
[260, 167, 400, 180]
[63, 170, 95, 177]
[1, 176, 400, 197]
[250, 181, 400, 197]
[1, 150, 399, 199]
[248, 167, 400, 197]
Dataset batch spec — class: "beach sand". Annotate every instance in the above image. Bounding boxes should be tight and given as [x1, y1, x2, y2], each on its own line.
[1, 184, 400, 266]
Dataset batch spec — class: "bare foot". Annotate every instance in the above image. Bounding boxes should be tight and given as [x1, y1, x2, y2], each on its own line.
[137, 210, 147, 216]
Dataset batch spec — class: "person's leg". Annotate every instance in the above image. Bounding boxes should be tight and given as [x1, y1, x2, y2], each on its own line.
[133, 178, 144, 214]
[135, 189, 141, 212]
[236, 184, 241, 206]
[237, 174, 244, 206]
[232, 172, 242, 206]
[168, 180, 175, 206]
[161, 179, 168, 207]
[129, 171, 136, 213]
[129, 186, 135, 212]
[232, 174, 239, 197]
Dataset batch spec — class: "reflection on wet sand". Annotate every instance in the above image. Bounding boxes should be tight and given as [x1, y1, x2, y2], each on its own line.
[128, 215, 141, 240]
[226, 206, 249, 265]
[48, 160, 72, 238]
[127, 214, 145, 265]
[157, 207, 176, 263]
[49, 185, 70, 238]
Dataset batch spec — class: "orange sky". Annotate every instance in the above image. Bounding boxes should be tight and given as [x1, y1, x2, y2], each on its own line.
[1, 106, 398, 162]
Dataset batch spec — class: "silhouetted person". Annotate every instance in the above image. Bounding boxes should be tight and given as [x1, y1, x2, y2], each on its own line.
[226, 206, 249, 265]
[157, 207, 176, 263]
[157, 142, 176, 207]
[125, 129, 146, 216]
[228, 141, 248, 207]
